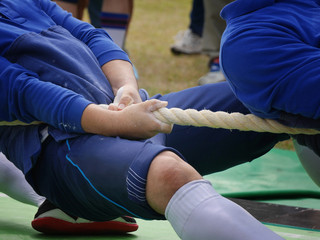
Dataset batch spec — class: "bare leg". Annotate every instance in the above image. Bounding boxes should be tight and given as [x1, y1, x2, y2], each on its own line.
[102, 0, 131, 13]
[146, 151, 284, 240]
[54, 1, 79, 18]
[146, 151, 202, 214]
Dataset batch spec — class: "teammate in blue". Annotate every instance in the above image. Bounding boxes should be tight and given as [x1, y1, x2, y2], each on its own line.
[220, 0, 320, 188]
[220, 0, 320, 155]
[0, 1, 288, 239]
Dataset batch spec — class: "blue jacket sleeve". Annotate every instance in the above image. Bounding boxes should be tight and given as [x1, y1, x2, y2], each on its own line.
[39, 0, 131, 66]
[0, 56, 91, 132]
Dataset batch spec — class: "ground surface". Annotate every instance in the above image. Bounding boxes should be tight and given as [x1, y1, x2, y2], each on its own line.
[1, 149, 319, 239]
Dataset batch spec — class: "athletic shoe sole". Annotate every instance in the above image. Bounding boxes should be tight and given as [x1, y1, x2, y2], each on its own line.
[170, 47, 202, 55]
[31, 216, 139, 235]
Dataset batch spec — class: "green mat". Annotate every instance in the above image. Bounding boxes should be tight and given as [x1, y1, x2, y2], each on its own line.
[205, 148, 320, 209]
[0, 148, 319, 240]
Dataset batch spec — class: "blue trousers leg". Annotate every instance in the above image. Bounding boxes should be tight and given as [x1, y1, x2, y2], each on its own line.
[155, 82, 289, 175]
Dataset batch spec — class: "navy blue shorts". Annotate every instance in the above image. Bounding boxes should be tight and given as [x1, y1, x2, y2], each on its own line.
[31, 82, 288, 221]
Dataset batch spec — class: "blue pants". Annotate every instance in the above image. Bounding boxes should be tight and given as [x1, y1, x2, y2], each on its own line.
[189, 0, 204, 36]
[88, 0, 103, 28]
[31, 82, 288, 221]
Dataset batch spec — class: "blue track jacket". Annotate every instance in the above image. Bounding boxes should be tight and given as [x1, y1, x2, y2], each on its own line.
[0, 0, 130, 179]
[0, 0, 130, 132]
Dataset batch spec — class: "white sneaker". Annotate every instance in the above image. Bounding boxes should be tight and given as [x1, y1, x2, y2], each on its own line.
[198, 57, 226, 85]
[198, 71, 226, 85]
[171, 29, 203, 55]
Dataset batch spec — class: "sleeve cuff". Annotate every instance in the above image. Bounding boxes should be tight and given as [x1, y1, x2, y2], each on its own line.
[64, 96, 93, 133]
[97, 49, 131, 67]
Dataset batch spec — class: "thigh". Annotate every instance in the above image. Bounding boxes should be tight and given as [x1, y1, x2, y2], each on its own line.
[155, 82, 289, 175]
[31, 135, 174, 221]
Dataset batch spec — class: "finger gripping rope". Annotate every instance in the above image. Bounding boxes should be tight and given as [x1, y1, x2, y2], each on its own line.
[153, 108, 320, 135]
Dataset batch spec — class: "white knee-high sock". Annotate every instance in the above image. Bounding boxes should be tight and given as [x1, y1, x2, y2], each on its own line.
[100, 12, 130, 49]
[165, 179, 284, 240]
[0, 153, 45, 207]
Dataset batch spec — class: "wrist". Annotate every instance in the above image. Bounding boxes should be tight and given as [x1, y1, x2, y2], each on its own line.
[81, 104, 123, 136]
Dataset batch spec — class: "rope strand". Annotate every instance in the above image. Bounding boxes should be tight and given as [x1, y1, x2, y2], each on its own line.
[1, 107, 320, 135]
[153, 108, 320, 135]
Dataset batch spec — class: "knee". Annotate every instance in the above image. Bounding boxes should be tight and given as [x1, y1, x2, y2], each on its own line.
[149, 151, 201, 190]
[146, 151, 201, 214]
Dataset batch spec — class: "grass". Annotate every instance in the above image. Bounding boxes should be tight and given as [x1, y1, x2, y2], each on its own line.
[126, 0, 208, 96]
[84, 0, 295, 151]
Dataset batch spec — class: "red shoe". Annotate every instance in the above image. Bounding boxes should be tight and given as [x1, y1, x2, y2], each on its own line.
[31, 200, 139, 235]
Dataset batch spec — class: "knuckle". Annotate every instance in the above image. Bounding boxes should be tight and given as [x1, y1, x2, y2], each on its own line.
[121, 96, 131, 103]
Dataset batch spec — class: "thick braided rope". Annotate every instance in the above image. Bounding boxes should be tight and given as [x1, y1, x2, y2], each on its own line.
[153, 108, 320, 135]
[1, 108, 320, 135]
